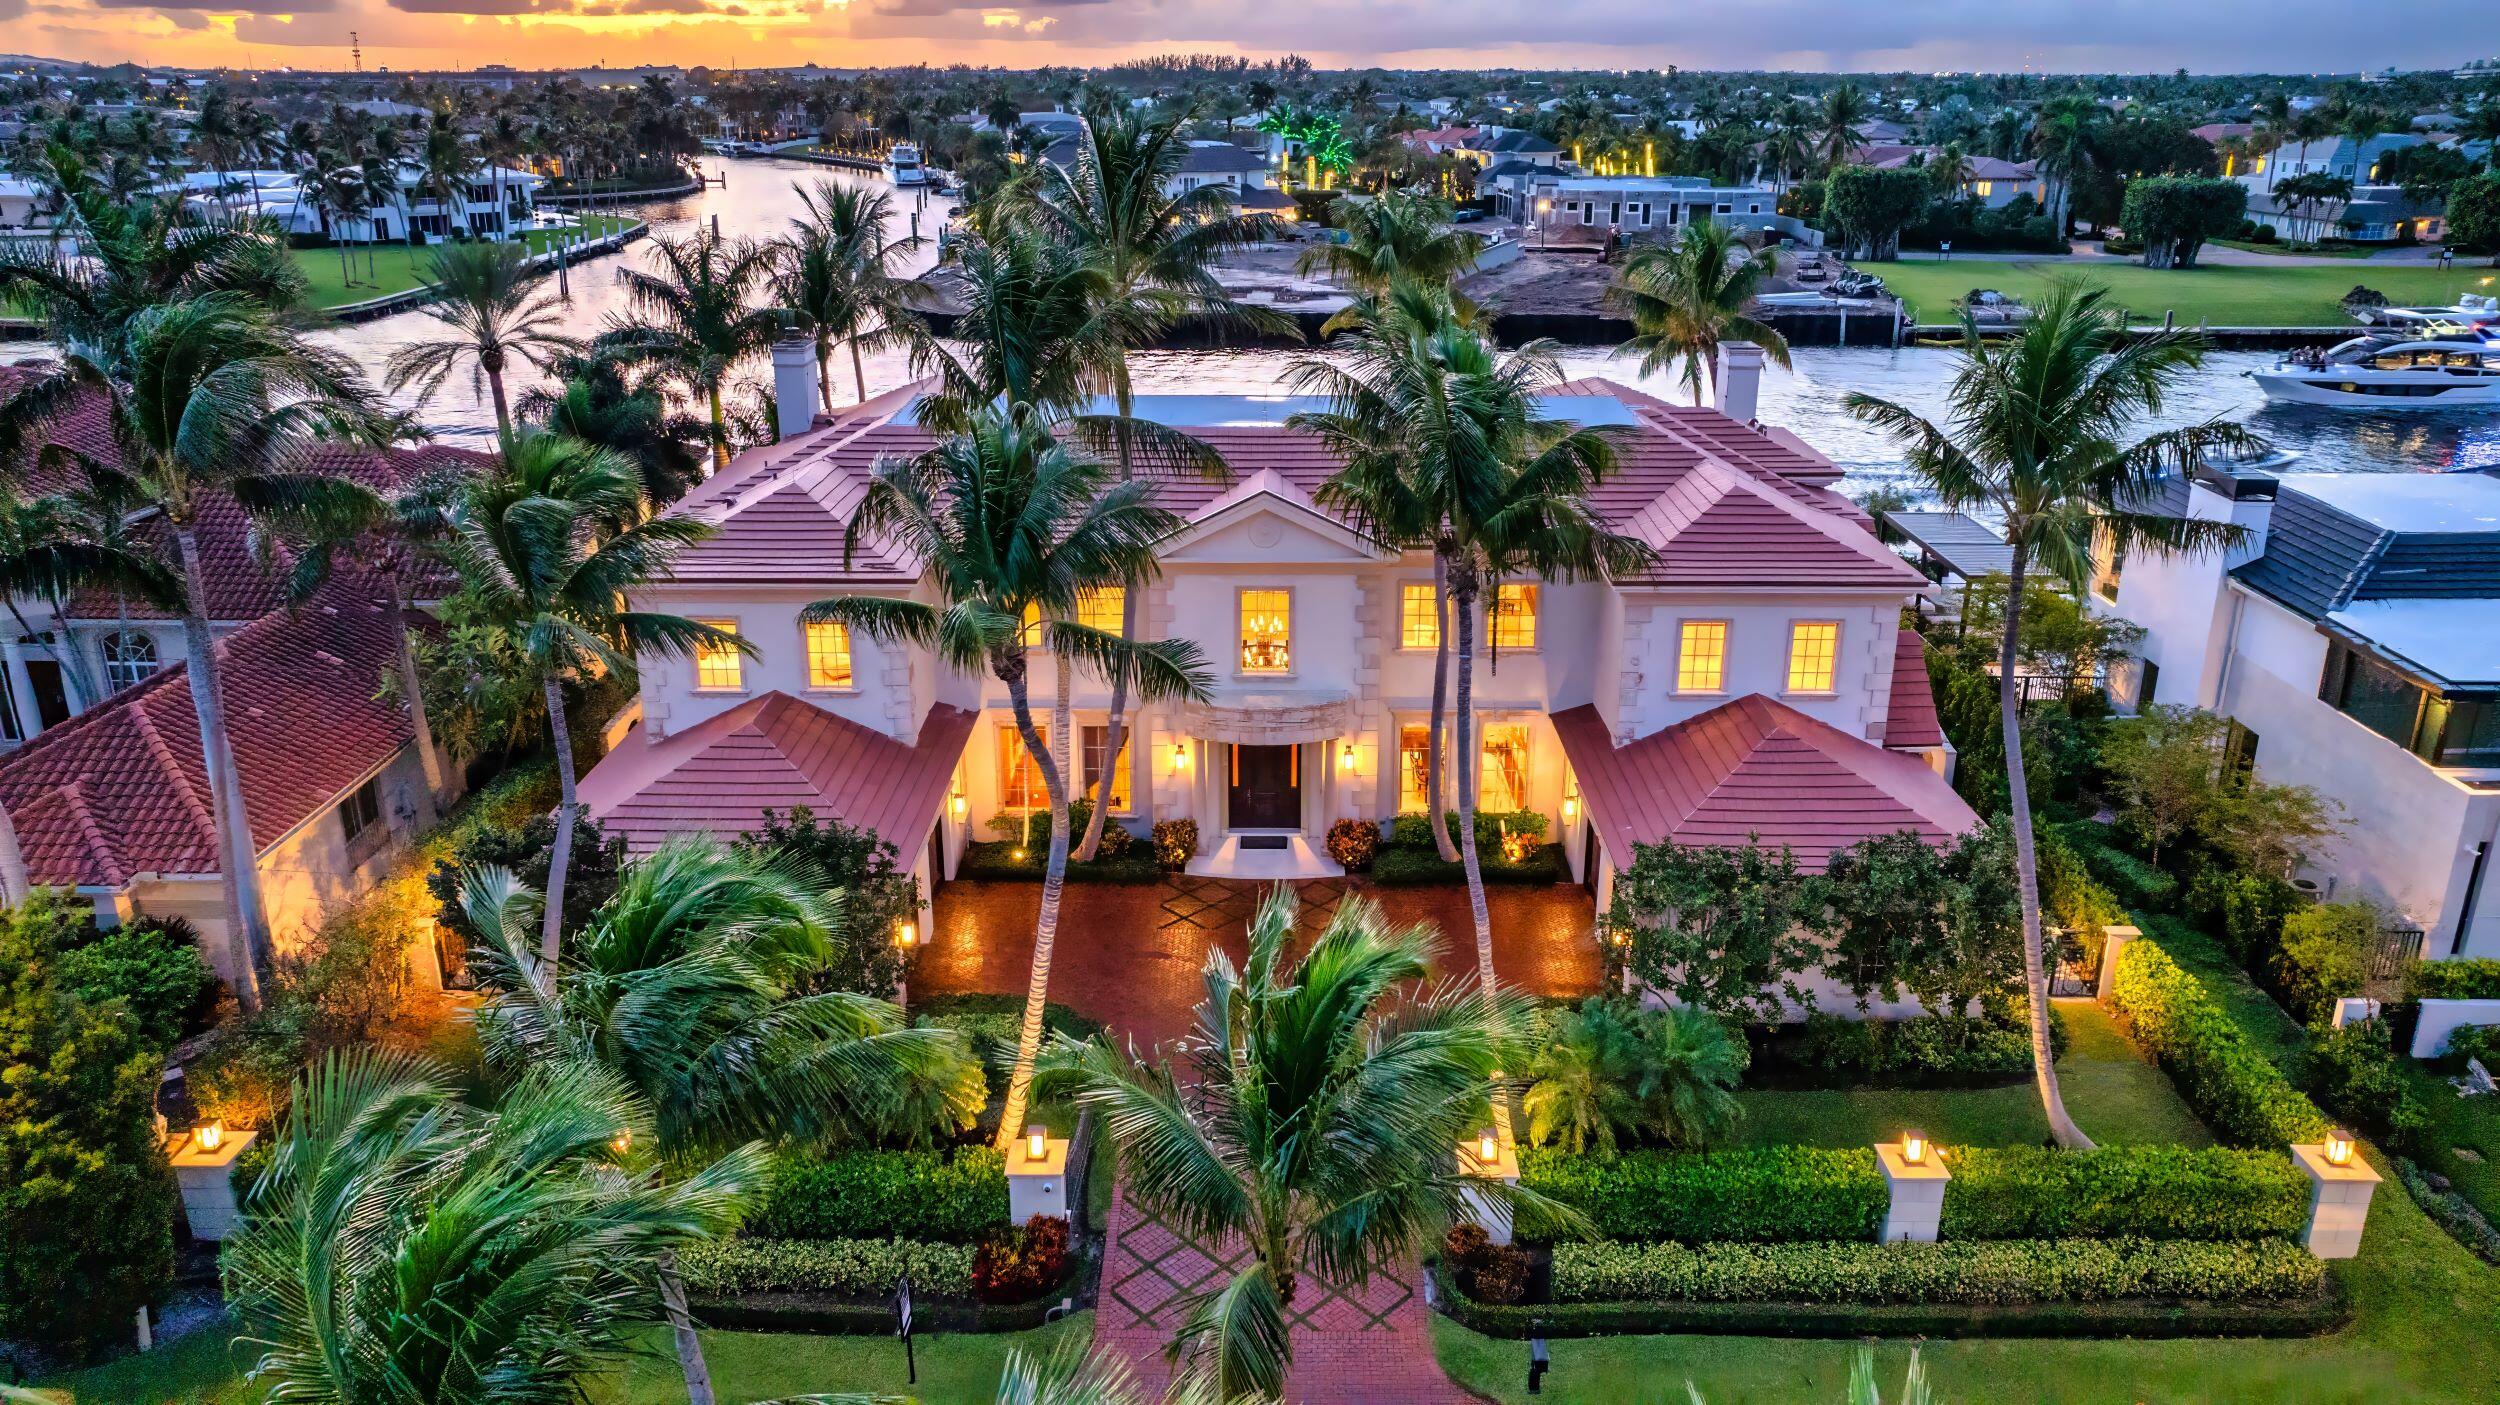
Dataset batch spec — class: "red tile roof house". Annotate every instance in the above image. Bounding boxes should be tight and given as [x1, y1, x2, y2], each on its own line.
[581, 341, 1974, 997]
[0, 366, 483, 990]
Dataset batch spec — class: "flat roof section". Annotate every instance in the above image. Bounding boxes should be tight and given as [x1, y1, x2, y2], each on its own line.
[2279, 472, 2500, 536]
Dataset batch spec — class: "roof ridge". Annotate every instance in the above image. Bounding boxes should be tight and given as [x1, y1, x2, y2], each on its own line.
[49, 779, 129, 888]
[126, 701, 219, 845]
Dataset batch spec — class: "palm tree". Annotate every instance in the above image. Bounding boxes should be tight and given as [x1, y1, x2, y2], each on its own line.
[1013, 105, 1283, 862]
[1295, 187, 1485, 329]
[387, 239, 582, 442]
[24, 296, 392, 1010]
[415, 110, 480, 242]
[2029, 98, 2101, 235]
[609, 228, 783, 474]
[1522, 1000, 1745, 1155]
[459, 838, 985, 1405]
[223, 1049, 761, 1405]
[776, 181, 920, 409]
[433, 431, 742, 985]
[1291, 284, 1650, 1144]
[1609, 219, 1792, 407]
[1844, 281, 2255, 1150]
[1816, 84, 1870, 171]
[518, 344, 712, 506]
[803, 402, 1213, 1153]
[0, 183, 297, 345]
[1042, 888, 1563, 1401]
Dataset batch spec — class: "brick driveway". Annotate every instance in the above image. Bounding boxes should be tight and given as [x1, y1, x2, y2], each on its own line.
[916, 874, 1601, 1050]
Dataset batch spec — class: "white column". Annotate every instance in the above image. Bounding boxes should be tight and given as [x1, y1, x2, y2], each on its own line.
[2096, 923, 2141, 1004]
[1877, 1142, 1951, 1243]
[1, 640, 40, 740]
[1005, 1129, 1071, 1223]
[2292, 1142, 2380, 1260]
[170, 1127, 258, 1241]
[1457, 1134, 1521, 1246]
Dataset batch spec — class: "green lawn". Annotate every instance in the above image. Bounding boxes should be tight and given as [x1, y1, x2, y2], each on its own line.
[1874, 256, 2498, 327]
[1734, 1002, 2209, 1150]
[2404, 1055, 2500, 1227]
[2210, 238, 2376, 259]
[1439, 921, 2500, 1404]
[295, 214, 635, 310]
[32, 1312, 1094, 1404]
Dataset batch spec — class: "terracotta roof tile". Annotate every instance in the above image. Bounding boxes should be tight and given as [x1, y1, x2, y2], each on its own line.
[1883, 627, 1946, 749]
[1552, 696, 1977, 873]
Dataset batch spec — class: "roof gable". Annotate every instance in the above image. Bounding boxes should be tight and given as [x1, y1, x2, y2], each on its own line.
[1619, 459, 1927, 590]
[1162, 469, 1391, 564]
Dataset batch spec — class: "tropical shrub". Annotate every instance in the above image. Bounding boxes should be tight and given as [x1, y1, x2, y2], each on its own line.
[2057, 826, 2177, 913]
[1063, 800, 1136, 860]
[1387, 809, 1548, 853]
[2441, 1023, 2500, 1071]
[741, 805, 922, 997]
[1549, 1236, 2323, 1305]
[2304, 1018, 2431, 1156]
[2184, 866, 2303, 968]
[913, 994, 1106, 1094]
[1523, 999, 1746, 1153]
[751, 1147, 1010, 1243]
[2408, 959, 2500, 1002]
[970, 1215, 1071, 1303]
[1939, 1147, 2307, 1241]
[1611, 840, 1818, 1022]
[1520, 1146, 1885, 1243]
[1441, 1223, 1531, 1304]
[2108, 936, 2330, 1147]
[2273, 902, 2381, 1025]
[676, 1236, 976, 1297]
[1767, 1010, 2057, 1087]
[1326, 817, 1382, 870]
[52, 916, 218, 1045]
[428, 805, 629, 947]
[1152, 818, 1199, 869]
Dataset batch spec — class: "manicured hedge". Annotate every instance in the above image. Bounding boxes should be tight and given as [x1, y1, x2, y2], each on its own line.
[959, 841, 1162, 885]
[1370, 842, 1567, 886]
[677, 1237, 975, 1297]
[2108, 937, 2331, 1148]
[751, 1148, 1009, 1244]
[1520, 1147, 1885, 1244]
[2407, 959, 2500, 1003]
[1750, 1011, 2055, 1089]
[1941, 1147, 2307, 1241]
[2056, 823, 2181, 912]
[1551, 1236, 2324, 1306]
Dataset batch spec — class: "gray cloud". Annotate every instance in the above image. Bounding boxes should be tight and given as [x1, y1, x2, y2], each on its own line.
[89, 0, 333, 11]
[578, 0, 749, 15]
[389, 0, 565, 13]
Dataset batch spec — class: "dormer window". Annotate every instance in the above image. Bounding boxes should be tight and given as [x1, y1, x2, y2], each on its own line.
[1240, 589, 1291, 673]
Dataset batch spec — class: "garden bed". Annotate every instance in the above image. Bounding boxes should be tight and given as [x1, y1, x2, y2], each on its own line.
[1366, 841, 1567, 886]
[958, 841, 1163, 885]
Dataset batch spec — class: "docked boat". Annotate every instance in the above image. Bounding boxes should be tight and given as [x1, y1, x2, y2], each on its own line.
[881, 143, 929, 187]
[2251, 332, 2500, 409]
[2351, 294, 2500, 330]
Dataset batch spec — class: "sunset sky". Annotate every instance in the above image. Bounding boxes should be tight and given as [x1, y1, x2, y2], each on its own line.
[4, 0, 2491, 77]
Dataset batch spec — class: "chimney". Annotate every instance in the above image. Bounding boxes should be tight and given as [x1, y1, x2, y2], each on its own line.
[2187, 461, 2279, 566]
[771, 334, 817, 440]
[1715, 341, 1765, 423]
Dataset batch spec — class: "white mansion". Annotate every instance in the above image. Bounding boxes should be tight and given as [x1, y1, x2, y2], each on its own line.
[578, 343, 1978, 916]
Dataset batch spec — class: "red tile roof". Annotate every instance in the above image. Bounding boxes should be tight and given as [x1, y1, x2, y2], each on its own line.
[0, 575, 416, 888]
[577, 693, 977, 869]
[1551, 696, 1977, 874]
[1883, 627, 1945, 749]
[1615, 459, 1928, 590]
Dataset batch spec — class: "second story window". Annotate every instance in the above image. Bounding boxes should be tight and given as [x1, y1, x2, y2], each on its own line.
[1400, 584, 1440, 650]
[1493, 584, 1539, 650]
[805, 620, 854, 690]
[694, 620, 744, 691]
[1786, 621, 1840, 694]
[1076, 587, 1125, 637]
[1677, 621, 1728, 693]
[1019, 601, 1043, 649]
[1240, 589, 1291, 674]
[101, 630, 159, 693]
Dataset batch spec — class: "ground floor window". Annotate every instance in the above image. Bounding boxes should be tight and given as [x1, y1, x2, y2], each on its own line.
[1479, 722, 1532, 812]
[1080, 724, 1132, 812]
[998, 724, 1048, 812]
[1399, 723, 1437, 813]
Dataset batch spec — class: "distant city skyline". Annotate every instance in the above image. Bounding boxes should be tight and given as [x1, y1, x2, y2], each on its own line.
[2, 0, 2492, 78]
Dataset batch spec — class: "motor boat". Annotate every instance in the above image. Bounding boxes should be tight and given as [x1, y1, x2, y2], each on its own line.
[2351, 293, 2500, 330]
[882, 143, 929, 187]
[2251, 330, 2500, 409]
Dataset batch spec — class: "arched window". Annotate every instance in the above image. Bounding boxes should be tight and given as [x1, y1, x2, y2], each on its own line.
[102, 631, 159, 693]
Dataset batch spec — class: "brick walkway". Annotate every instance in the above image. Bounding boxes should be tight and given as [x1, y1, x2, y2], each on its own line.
[919, 874, 1600, 1050]
[1095, 1179, 1479, 1404]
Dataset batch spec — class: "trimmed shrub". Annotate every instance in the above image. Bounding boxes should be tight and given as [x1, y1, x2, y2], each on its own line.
[52, 917, 218, 1046]
[1760, 1011, 2056, 1088]
[1372, 840, 1567, 886]
[676, 1236, 976, 1297]
[959, 841, 1161, 885]
[1549, 1237, 2323, 1306]
[752, 1147, 1009, 1244]
[1940, 1147, 2307, 1241]
[1520, 1146, 1885, 1244]
[2396, 1157, 2500, 1266]
[2108, 937, 2331, 1147]
[1388, 809, 1548, 853]
[2407, 959, 2500, 1003]
[2303, 1018, 2431, 1156]
[2273, 902, 2379, 1026]
[970, 1215, 1070, 1304]
[1326, 818, 1382, 870]
[2057, 826, 2178, 912]
[1152, 818, 1199, 869]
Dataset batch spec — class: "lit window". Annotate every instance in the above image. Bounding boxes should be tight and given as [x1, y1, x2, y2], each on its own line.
[1677, 621, 1728, 693]
[1479, 723, 1531, 813]
[1076, 587, 1125, 638]
[1240, 589, 1291, 673]
[998, 724, 1048, 812]
[805, 621, 854, 690]
[1398, 723, 1435, 813]
[1400, 583, 1440, 650]
[694, 620, 744, 690]
[1973, 180, 1994, 197]
[101, 630, 159, 693]
[1081, 725, 1132, 811]
[1787, 622, 1840, 694]
[1019, 601, 1042, 648]
[1492, 583, 1539, 650]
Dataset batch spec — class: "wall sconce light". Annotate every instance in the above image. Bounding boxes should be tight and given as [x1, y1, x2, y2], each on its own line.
[1901, 1129, 1928, 1166]
[950, 791, 968, 821]
[1339, 742, 1357, 774]
[2324, 1128, 2354, 1167]
[893, 919, 918, 950]
[1562, 787, 1580, 826]
[1027, 1125, 1049, 1162]
[1171, 740, 1191, 771]
[196, 1120, 225, 1153]
[1477, 1127, 1500, 1164]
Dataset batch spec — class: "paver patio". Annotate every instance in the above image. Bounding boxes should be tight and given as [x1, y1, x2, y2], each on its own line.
[917, 873, 1602, 1049]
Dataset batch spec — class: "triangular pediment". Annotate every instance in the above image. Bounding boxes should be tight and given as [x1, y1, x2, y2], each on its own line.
[1160, 470, 1391, 564]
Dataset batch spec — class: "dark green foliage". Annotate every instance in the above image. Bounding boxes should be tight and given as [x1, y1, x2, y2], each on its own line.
[1612, 840, 1817, 1022]
[2054, 824, 2178, 912]
[1387, 809, 1548, 852]
[427, 806, 629, 946]
[1370, 839, 1567, 886]
[1906, 193, 2065, 254]
[1815, 827, 2025, 1016]
[0, 896, 178, 1353]
[960, 840, 1162, 884]
[1761, 1010, 2057, 1088]
[2121, 177, 2248, 268]
[1821, 164, 1931, 259]
[911, 994, 1106, 1094]
[2446, 172, 2500, 255]
[1939, 1147, 2308, 1241]
[2272, 902, 2380, 1027]
[2406, 958, 2500, 1002]
[740, 806, 919, 997]
[52, 916, 217, 1046]
[2184, 866, 2303, 968]
[2108, 936, 2330, 1148]
[1552, 1236, 2323, 1306]
[1522, 999, 1747, 1153]
[2303, 1019, 2431, 1157]
[1519, 1145, 1886, 1244]
[751, 1146, 1010, 1244]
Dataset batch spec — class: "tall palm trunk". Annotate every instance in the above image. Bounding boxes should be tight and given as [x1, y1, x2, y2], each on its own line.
[705, 383, 731, 474]
[813, 334, 834, 414]
[483, 356, 513, 443]
[1426, 550, 1459, 862]
[1998, 543, 2092, 1150]
[1076, 382, 1138, 864]
[0, 795, 29, 906]
[849, 337, 869, 405]
[538, 670, 579, 993]
[994, 652, 1071, 1152]
[174, 526, 270, 1014]
[658, 1251, 716, 1405]
[1447, 560, 1512, 1145]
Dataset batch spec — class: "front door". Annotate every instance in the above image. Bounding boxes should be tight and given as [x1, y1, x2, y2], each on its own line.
[1228, 744, 1300, 830]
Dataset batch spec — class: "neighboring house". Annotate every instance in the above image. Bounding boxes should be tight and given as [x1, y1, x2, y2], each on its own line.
[180, 162, 544, 243]
[0, 175, 50, 231]
[2093, 465, 2500, 959]
[2243, 184, 2448, 243]
[2239, 133, 2427, 188]
[1400, 125, 1482, 157]
[1865, 149, 2046, 208]
[580, 352, 1968, 921]
[1033, 137, 1284, 210]
[1452, 128, 1564, 170]
[1494, 172, 1814, 243]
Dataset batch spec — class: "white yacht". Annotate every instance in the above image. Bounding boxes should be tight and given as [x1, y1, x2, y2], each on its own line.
[2251, 332, 2500, 409]
[881, 143, 929, 187]
[2352, 293, 2500, 330]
